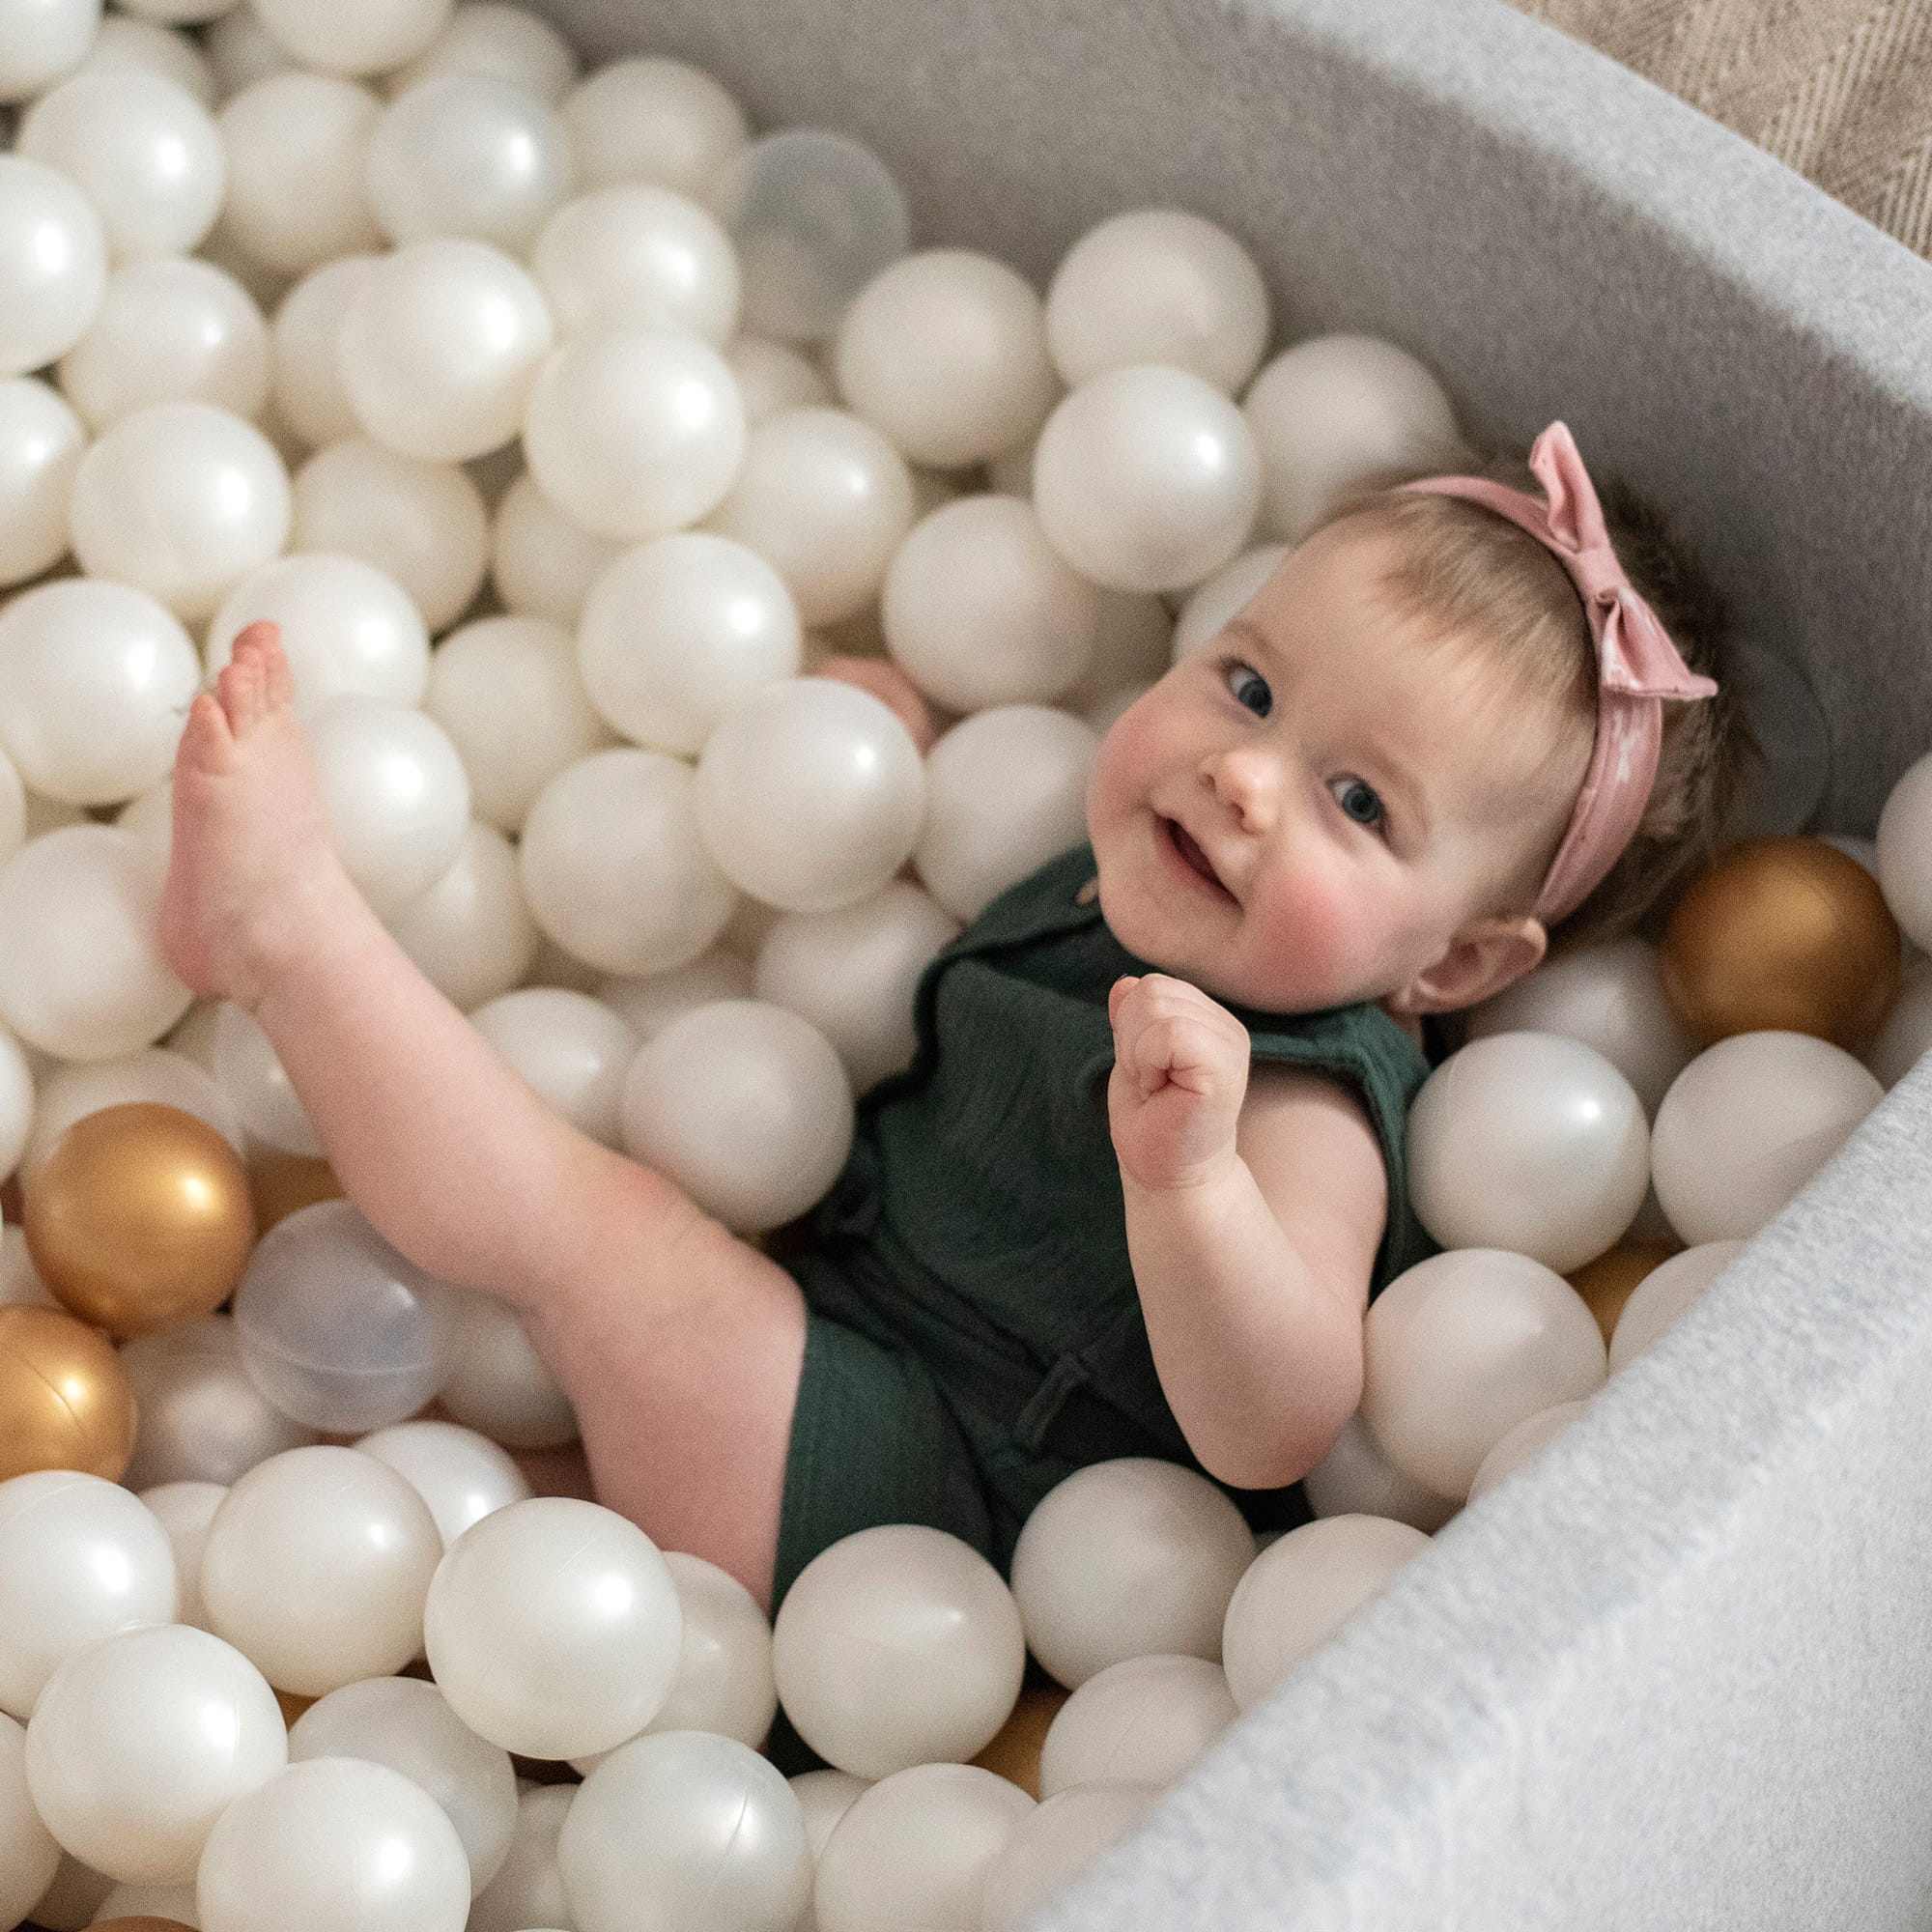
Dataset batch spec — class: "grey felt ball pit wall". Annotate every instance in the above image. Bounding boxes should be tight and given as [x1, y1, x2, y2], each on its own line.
[539, 0, 1932, 1923]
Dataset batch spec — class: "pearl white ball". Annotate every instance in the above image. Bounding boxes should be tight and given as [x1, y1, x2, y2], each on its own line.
[519, 747, 738, 975]
[268, 255, 378, 452]
[469, 1783, 574, 1932]
[1046, 208, 1270, 394]
[249, 0, 454, 79]
[882, 494, 1099, 712]
[562, 54, 749, 197]
[695, 676, 925, 914]
[522, 326, 745, 541]
[423, 1494, 684, 1760]
[619, 997, 853, 1232]
[533, 182, 739, 345]
[69, 399, 289, 621]
[208, 552, 430, 711]
[914, 704, 1097, 923]
[24, 1621, 285, 1884]
[0, 1716, 59, 1930]
[0, 1030, 30, 1183]
[338, 237, 554, 465]
[18, 71, 223, 263]
[979, 1781, 1160, 1932]
[1037, 1652, 1236, 1796]
[0, 579, 197, 805]
[578, 531, 801, 754]
[368, 74, 574, 252]
[0, 156, 105, 376]
[1650, 1031, 1887, 1244]
[294, 438, 489, 632]
[86, 13, 218, 83]
[832, 248, 1057, 468]
[1170, 543, 1288, 661]
[216, 72, 384, 276]
[1464, 1399, 1592, 1503]
[1243, 332, 1464, 543]
[469, 983, 637, 1148]
[137, 1477, 224, 1628]
[599, 948, 754, 1039]
[753, 879, 960, 1094]
[306, 692, 471, 917]
[772, 1523, 1027, 1778]
[438, 1285, 578, 1449]
[704, 406, 915, 625]
[0, 378, 84, 586]
[386, 4, 578, 104]
[1606, 1238, 1747, 1372]
[1220, 1513, 1435, 1710]
[386, 818, 540, 1011]
[20, 1044, 242, 1175]
[728, 333, 831, 424]
[1361, 1248, 1608, 1500]
[211, 998, 321, 1155]
[0, 0, 99, 102]
[355, 1417, 531, 1551]
[1868, 955, 1932, 1089]
[0, 824, 189, 1060]
[1300, 1411, 1460, 1532]
[634, 1550, 777, 1750]
[206, 5, 287, 97]
[1033, 363, 1261, 592]
[488, 468, 619, 625]
[1876, 748, 1932, 952]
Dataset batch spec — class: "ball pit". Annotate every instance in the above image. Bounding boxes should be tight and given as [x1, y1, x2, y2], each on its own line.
[0, 0, 1923, 1926]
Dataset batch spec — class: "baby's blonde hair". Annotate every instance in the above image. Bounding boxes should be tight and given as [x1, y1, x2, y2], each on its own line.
[1299, 445, 1752, 967]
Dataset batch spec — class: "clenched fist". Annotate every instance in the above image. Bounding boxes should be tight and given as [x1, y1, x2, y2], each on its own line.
[1106, 972, 1251, 1192]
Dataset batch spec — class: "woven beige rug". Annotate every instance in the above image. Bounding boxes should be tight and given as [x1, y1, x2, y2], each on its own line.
[1501, 0, 1932, 258]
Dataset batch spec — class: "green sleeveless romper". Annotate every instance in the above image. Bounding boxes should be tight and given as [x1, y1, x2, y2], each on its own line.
[768, 839, 1444, 1637]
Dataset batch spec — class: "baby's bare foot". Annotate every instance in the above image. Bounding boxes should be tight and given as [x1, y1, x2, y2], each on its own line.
[157, 622, 357, 1011]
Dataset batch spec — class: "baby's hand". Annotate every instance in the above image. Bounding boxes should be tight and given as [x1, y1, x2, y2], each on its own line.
[1106, 973, 1251, 1193]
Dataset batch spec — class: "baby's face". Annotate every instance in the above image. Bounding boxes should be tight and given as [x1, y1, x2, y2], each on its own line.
[1085, 519, 1589, 1017]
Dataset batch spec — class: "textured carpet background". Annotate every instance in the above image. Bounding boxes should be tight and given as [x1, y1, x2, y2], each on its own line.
[1502, 0, 1932, 257]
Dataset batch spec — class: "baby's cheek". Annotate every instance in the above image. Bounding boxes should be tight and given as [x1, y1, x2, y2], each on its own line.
[1248, 865, 1386, 1001]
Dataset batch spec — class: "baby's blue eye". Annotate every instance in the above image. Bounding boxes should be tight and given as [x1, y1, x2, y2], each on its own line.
[1225, 662, 1271, 718]
[1331, 776, 1387, 834]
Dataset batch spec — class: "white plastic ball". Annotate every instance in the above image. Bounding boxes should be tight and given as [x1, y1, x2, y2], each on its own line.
[708, 128, 909, 344]
[600, 949, 754, 1039]
[832, 248, 1057, 468]
[20, 1044, 243, 1174]
[231, 1198, 455, 1434]
[469, 984, 638, 1148]
[488, 469, 619, 625]
[559, 1729, 809, 1932]
[914, 704, 1097, 923]
[1405, 1031, 1651, 1272]
[771, 1522, 1027, 1779]
[385, 818, 540, 1012]
[207, 552, 429, 711]
[0, 1028, 30, 1181]
[0, 824, 190, 1059]
[216, 71, 383, 276]
[306, 691, 471, 916]
[753, 880, 960, 1094]
[703, 406, 914, 625]
[633, 1549, 777, 1750]
[578, 531, 801, 754]
[1361, 1248, 1609, 1500]
[533, 182, 739, 345]
[76, 14, 215, 100]
[422, 1494, 684, 1760]
[1300, 1411, 1461, 1532]
[1876, 749, 1932, 952]
[728, 334, 831, 424]
[518, 746, 738, 974]
[120, 1315, 317, 1491]
[387, 4, 578, 103]
[199, 1444, 443, 1695]
[1220, 1512, 1435, 1710]
[522, 327, 745, 541]
[24, 1621, 285, 1883]
[0, 1470, 178, 1720]
[0, 579, 197, 805]
[694, 675, 925, 914]
[249, 0, 454, 78]
[56, 255, 268, 430]
[1033, 363, 1260, 592]
[269, 254, 378, 451]
[288, 1674, 517, 1893]
[196, 1755, 470, 1932]
[1607, 1238, 1747, 1372]
[1037, 1652, 1236, 1796]
[339, 237, 554, 465]
[0, 0, 99, 101]
[619, 997, 853, 1232]
[881, 495, 1097, 712]
[368, 74, 574, 252]
[69, 399, 289, 621]
[0, 378, 83, 586]
[468, 1782, 573, 1932]
[0, 1713, 59, 1932]
[210, 999, 320, 1155]
[0, 156, 105, 376]
[356, 1417, 530, 1549]
[1170, 543, 1289, 661]
[1464, 1399, 1592, 1503]
[1650, 1031, 1884, 1244]
[1869, 955, 1932, 1088]
[205, 5, 286, 96]
[979, 1780, 1160, 1932]
[136, 1477, 225, 1626]
[1243, 332, 1464, 543]
[437, 1284, 578, 1449]
[563, 55, 749, 197]
[811, 1761, 1034, 1932]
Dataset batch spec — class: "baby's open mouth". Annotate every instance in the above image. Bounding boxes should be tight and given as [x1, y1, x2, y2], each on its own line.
[1162, 816, 1228, 894]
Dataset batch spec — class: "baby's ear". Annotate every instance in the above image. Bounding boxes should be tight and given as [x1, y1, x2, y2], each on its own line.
[1391, 914, 1548, 1016]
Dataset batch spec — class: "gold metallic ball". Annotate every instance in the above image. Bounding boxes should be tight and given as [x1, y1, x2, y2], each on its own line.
[247, 1145, 346, 1236]
[0, 1303, 138, 1482]
[1660, 836, 1903, 1053]
[90, 1919, 199, 1932]
[1566, 1240, 1680, 1349]
[21, 1102, 257, 1339]
[970, 1686, 1070, 1799]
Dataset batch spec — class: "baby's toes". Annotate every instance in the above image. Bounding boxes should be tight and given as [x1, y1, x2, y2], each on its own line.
[174, 691, 235, 779]
[216, 647, 268, 734]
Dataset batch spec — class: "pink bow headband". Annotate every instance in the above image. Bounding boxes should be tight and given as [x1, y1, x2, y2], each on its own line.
[1397, 421, 1719, 926]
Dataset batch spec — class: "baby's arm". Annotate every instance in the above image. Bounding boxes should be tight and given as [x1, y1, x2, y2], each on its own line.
[1106, 974, 1387, 1491]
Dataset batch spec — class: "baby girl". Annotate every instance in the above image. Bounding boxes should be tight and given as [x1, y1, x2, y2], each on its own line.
[156, 421, 1742, 1655]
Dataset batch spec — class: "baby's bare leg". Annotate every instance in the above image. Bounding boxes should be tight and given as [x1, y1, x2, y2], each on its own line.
[160, 623, 807, 1607]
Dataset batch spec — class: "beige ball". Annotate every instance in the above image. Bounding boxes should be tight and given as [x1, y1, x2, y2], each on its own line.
[1361, 1249, 1608, 1500]
[979, 1780, 1160, 1932]
[1037, 1652, 1236, 1797]
[1301, 1412, 1460, 1534]
[1606, 1238, 1747, 1373]
[1465, 1400, 1591, 1503]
